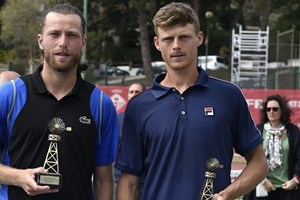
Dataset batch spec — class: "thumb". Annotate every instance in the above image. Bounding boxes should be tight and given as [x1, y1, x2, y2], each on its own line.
[33, 167, 47, 174]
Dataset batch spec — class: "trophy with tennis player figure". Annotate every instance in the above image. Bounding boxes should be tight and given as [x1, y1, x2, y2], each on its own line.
[36, 117, 71, 189]
[198, 158, 223, 200]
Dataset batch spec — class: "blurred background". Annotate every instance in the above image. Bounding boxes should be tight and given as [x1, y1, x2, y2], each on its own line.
[0, 0, 299, 88]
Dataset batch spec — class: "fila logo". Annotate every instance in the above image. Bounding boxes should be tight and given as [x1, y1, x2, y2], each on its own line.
[204, 107, 214, 116]
[79, 116, 91, 124]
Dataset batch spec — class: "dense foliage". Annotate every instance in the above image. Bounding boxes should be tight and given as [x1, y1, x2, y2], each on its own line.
[0, 0, 299, 80]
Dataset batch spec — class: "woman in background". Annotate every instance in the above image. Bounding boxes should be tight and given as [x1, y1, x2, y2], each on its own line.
[244, 94, 300, 200]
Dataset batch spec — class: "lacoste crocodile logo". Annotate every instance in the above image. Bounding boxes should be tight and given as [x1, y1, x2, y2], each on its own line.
[79, 116, 91, 124]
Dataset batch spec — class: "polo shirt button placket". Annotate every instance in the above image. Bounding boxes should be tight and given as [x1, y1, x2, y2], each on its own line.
[180, 95, 187, 118]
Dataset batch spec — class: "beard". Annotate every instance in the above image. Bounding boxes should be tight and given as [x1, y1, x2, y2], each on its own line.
[43, 49, 82, 73]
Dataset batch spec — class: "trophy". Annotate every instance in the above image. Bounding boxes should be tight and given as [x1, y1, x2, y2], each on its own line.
[198, 158, 223, 200]
[36, 117, 71, 189]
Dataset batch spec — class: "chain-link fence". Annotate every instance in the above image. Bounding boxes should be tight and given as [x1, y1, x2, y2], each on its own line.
[232, 26, 300, 89]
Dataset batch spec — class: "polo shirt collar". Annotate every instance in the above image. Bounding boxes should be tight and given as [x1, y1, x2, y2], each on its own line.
[32, 65, 84, 98]
[151, 67, 209, 99]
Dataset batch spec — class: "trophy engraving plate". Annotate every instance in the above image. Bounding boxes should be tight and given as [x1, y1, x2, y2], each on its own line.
[37, 173, 62, 189]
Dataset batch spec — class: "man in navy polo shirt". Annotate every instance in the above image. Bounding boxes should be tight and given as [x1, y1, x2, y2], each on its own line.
[115, 2, 268, 200]
[0, 3, 118, 200]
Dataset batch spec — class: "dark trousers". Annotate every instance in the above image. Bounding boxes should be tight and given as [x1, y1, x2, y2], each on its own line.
[260, 188, 296, 200]
[244, 188, 298, 200]
[268, 188, 297, 200]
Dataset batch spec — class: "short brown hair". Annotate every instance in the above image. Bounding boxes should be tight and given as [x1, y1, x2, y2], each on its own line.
[39, 3, 86, 35]
[152, 2, 200, 35]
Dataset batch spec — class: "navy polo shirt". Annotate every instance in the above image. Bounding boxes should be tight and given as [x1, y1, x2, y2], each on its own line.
[0, 67, 119, 200]
[115, 67, 262, 200]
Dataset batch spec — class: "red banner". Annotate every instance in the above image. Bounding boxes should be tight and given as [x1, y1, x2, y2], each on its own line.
[99, 86, 128, 113]
[99, 86, 300, 127]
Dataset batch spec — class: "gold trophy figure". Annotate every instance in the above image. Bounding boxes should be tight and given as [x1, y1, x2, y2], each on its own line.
[36, 118, 71, 189]
[198, 158, 223, 200]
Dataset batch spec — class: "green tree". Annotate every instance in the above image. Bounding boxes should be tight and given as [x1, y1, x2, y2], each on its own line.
[1, 0, 299, 80]
[0, 0, 50, 72]
[129, 0, 155, 83]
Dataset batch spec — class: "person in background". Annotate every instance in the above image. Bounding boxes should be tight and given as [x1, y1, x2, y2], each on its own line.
[117, 82, 146, 138]
[0, 71, 20, 85]
[127, 83, 146, 100]
[243, 94, 300, 200]
[0, 3, 118, 200]
[114, 82, 146, 200]
[115, 2, 268, 200]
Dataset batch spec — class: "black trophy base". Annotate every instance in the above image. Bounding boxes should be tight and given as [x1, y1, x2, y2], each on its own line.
[36, 173, 62, 189]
